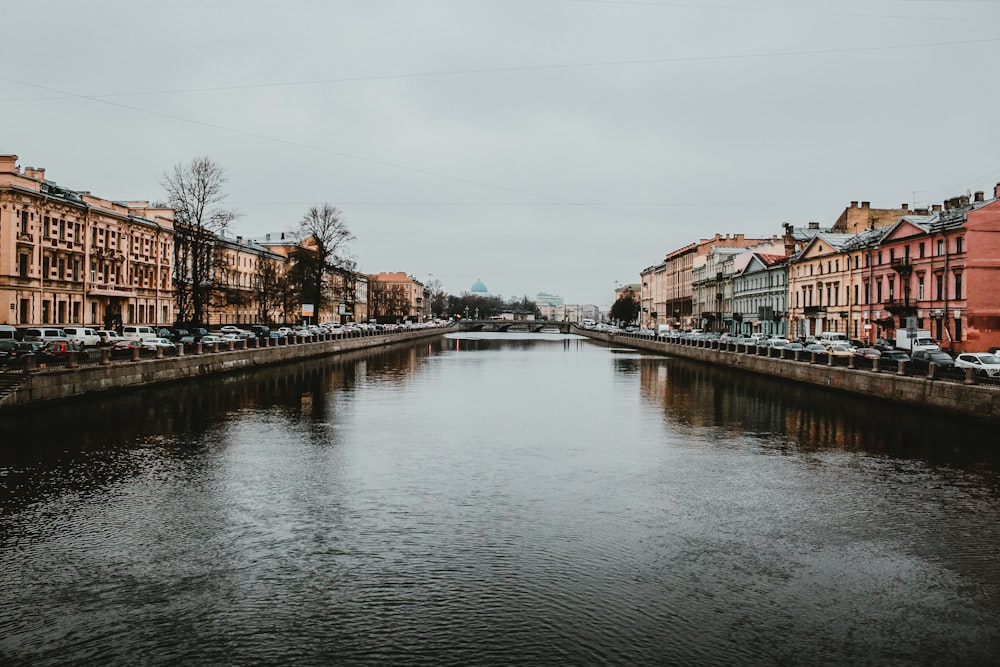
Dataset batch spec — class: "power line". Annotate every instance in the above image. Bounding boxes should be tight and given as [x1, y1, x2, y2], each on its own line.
[2, 36, 998, 102]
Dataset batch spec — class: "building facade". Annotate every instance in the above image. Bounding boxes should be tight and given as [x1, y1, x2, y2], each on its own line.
[1, 155, 174, 329]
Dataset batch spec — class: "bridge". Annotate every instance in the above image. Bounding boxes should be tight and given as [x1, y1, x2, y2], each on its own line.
[455, 319, 573, 334]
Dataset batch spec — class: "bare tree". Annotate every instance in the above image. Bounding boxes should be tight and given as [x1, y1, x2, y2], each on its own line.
[162, 157, 237, 326]
[254, 256, 285, 325]
[290, 204, 354, 319]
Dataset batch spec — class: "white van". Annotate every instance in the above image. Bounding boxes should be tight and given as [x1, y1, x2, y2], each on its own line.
[819, 332, 849, 345]
[62, 326, 101, 347]
[121, 325, 157, 341]
[22, 327, 68, 343]
[0, 325, 16, 341]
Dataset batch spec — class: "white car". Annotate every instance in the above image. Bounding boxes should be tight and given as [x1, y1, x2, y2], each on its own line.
[142, 337, 176, 351]
[954, 352, 1000, 378]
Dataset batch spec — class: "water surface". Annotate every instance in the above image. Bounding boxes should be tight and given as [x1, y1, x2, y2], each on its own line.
[1, 333, 998, 665]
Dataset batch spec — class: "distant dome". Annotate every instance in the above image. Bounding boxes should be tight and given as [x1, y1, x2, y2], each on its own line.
[470, 277, 489, 294]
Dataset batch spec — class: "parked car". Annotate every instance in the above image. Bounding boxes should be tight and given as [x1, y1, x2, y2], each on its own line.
[110, 339, 145, 358]
[142, 337, 177, 352]
[21, 327, 68, 344]
[220, 325, 246, 335]
[96, 330, 122, 345]
[910, 350, 956, 370]
[0, 340, 49, 366]
[873, 338, 895, 351]
[954, 352, 1000, 378]
[62, 326, 101, 347]
[43, 340, 86, 360]
[121, 325, 157, 342]
[853, 348, 882, 360]
[804, 343, 827, 355]
[826, 344, 855, 358]
[880, 350, 911, 363]
[250, 324, 271, 339]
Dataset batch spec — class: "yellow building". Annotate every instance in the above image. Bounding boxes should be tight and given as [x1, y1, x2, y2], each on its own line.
[0, 155, 174, 329]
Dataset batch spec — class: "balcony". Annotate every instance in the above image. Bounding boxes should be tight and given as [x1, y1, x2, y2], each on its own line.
[891, 258, 912, 275]
[883, 298, 916, 316]
[802, 305, 823, 315]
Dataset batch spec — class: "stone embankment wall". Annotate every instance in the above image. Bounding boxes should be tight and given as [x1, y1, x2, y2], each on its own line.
[1, 327, 448, 411]
[574, 327, 1000, 425]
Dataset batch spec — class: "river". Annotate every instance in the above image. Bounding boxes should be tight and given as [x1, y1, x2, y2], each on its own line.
[1, 332, 998, 666]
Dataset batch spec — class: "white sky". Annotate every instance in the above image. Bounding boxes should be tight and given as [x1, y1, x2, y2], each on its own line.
[4, 0, 999, 307]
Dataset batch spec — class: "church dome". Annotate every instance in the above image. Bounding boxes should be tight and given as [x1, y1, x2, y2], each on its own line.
[470, 278, 489, 294]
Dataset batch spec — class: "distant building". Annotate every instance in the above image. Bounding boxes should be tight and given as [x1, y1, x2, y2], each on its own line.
[469, 277, 489, 296]
[536, 291, 563, 306]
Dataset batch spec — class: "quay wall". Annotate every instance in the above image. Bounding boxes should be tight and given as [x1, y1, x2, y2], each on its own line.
[575, 328, 1000, 425]
[2, 327, 448, 411]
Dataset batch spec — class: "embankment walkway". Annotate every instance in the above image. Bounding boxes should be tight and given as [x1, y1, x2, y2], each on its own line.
[0, 326, 450, 411]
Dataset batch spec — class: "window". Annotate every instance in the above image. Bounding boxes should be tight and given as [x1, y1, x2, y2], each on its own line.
[20, 211, 28, 233]
[877, 281, 883, 302]
[59, 219, 65, 240]
[888, 281, 895, 301]
[877, 251, 883, 265]
[854, 284, 859, 305]
[956, 237, 964, 253]
[937, 239, 944, 255]
[19, 254, 29, 278]
[890, 248, 895, 262]
[43, 216, 50, 239]
[936, 273, 944, 300]
[42, 255, 50, 279]
[919, 243, 925, 258]
[917, 276, 924, 300]
[954, 273, 963, 299]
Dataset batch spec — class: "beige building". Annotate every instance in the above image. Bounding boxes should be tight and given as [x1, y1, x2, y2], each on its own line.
[368, 271, 426, 322]
[1, 155, 174, 329]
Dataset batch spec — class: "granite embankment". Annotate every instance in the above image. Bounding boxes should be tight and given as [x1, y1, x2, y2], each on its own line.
[573, 326, 1000, 425]
[0, 326, 449, 411]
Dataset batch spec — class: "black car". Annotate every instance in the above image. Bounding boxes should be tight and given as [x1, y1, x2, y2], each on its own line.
[0, 340, 52, 367]
[909, 350, 956, 370]
[873, 338, 895, 351]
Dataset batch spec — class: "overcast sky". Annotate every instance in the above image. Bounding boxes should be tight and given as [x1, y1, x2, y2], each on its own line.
[4, 1, 999, 307]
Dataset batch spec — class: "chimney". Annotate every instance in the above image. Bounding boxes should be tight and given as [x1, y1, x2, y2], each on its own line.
[850, 201, 858, 208]
[236, 236, 242, 244]
[901, 203, 909, 211]
[0, 154, 19, 173]
[265, 233, 271, 241]
[974, 191, 984, 202]
[281, 232, 285, 240]
[808, 222, 820, 230]
[36, 168, 45, 181]
[861, 201, 870, 208]
[932, 204, 942, 212]
[995, 182, 1000, 200]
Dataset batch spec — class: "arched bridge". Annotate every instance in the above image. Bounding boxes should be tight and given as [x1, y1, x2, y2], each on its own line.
[455, 320, 573, 333]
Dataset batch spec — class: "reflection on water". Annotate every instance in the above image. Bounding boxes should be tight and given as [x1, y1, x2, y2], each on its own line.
[1, 333, 999, 666]
[637, 355, 1000, 468]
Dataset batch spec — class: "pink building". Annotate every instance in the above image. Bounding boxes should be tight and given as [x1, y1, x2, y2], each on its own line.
[866, 185, 1000, 353]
